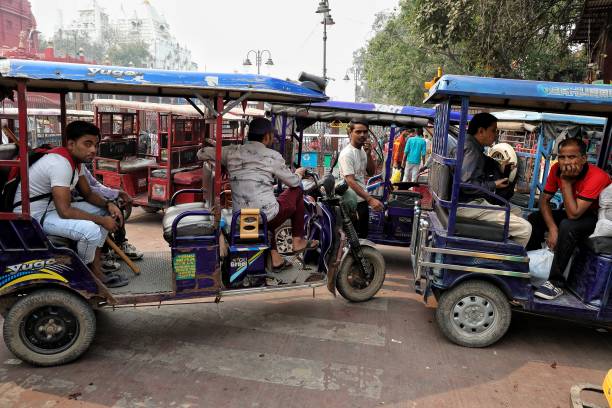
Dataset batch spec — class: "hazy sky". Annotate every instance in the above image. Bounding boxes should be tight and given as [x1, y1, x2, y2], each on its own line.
[29, 0, 399, 101]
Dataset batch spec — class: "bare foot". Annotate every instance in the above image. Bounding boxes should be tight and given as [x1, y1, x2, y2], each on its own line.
[270, 249, 285, 268]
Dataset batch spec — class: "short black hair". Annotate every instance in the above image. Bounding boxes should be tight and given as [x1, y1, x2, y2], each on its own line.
[247, 132, 265, 143]
[558, 137, 587, 156]
[348, 120, 369, 133]
[66, 121, 100, 141]
[467, 112, 497, 136]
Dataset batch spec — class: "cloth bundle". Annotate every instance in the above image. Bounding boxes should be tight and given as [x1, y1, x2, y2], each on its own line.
[590, 184, 612, 238]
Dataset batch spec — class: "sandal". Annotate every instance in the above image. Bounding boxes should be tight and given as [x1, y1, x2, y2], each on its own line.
[102, 273, 129, 288]
[292, 240, 319, 255]
[271, 258, 292, 272]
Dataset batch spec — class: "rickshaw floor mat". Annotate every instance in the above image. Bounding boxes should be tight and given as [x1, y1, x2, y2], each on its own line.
[266, 257, 317, 285]
[109, 251, 174, 295]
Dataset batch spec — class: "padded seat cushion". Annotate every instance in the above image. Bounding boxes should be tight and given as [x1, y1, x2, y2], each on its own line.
[97, 157, 156, 172]
[388, 191, 421, 208]
[0, 143, 17, 160]
[435, 204, 505, 242]
[162, 202, 214, 243]
[174, 169, 202, 185]
[586, 236, 612, 256]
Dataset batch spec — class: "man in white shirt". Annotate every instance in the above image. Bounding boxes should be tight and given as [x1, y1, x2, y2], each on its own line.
[338, 120, 383, 238]
[14, 121, 126, 287]
[198, 118, 318, 270]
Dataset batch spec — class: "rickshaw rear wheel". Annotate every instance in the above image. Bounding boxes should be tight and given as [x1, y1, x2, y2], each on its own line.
[337, 246, 386, 302]
[436, 280, 511, 348]
[3, 289, 96, 367]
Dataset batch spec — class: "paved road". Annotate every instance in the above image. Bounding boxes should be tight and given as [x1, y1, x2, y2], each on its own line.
[0, 209, 610, 407]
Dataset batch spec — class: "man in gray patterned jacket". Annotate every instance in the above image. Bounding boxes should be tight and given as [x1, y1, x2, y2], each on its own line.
[198, 118, 318, 270]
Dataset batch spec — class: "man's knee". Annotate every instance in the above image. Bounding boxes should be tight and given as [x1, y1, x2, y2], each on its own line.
[79, 221, 105, 243]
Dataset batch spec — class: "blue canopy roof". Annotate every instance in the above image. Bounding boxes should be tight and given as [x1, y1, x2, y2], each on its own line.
[492, 110, 606, 126]
[425, 75, 612, 116]
[269, 100, 463, 126]
[0, 59, 327, 103]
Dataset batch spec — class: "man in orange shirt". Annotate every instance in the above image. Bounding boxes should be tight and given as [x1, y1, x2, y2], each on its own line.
[392, 128, 410, 171]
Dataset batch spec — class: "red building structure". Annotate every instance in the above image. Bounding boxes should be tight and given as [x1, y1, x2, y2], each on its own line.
[0, 0, 38, 53]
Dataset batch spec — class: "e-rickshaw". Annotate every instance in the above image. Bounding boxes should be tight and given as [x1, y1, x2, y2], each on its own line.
[412, 75, 612, 347]
[0, 60, 387, 366]
[269, 101, 463, 247]
[0, 107, 94, 147]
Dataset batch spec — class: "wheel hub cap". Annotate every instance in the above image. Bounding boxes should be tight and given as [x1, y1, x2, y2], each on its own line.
[452, 295, 496, 334]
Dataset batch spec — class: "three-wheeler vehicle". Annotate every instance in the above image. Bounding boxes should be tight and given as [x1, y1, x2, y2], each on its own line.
[269, 101, 463, 248]
[0, 59, 387, 366]
[413, 75, 612, 347]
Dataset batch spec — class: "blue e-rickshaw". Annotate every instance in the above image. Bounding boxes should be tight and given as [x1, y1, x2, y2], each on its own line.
[0, 60, 387, 366]
[269, 100, 463, 248]
[412, 75, 612, 347]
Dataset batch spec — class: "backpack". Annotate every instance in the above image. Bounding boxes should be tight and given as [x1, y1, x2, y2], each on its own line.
[0, 145, 79, 213]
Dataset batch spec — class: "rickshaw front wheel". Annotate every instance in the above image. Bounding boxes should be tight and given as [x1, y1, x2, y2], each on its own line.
[436, 280, 511, 348]
[337, 246, 386, 302]
[3, 289, 96, 367]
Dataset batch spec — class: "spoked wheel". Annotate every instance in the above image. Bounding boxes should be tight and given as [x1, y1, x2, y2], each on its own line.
[436, 280, 511, 348]
[336, 246, 386, 302]
[275, 221, 293, 255]
[3, 289, 96, 366]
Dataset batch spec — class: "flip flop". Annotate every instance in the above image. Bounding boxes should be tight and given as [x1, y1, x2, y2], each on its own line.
[292, 240, 319, 255]
[271, 258, 292, 272]
[102, 273, 129, 288]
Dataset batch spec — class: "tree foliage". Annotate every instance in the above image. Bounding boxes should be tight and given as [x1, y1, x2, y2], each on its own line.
[359, 0, 587, 105]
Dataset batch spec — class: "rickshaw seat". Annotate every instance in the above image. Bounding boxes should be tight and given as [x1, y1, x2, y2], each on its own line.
[586, 236, 612, 256]
[47, 235, 73, 248]
[162, 202, 214, 243]
[0, 143, 17, 160]
[434, 203, 505, 242]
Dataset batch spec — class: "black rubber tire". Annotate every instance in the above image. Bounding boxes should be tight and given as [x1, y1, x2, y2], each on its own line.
[3, 289, 96, 367]
[436, 280, 511, 348]
[142, 206, 160, 214]
[336, 246, 386, 302]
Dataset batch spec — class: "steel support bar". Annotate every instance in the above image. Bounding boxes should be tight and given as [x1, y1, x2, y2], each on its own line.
[423, 247, 529, 263]
[420, 262, 530, 278]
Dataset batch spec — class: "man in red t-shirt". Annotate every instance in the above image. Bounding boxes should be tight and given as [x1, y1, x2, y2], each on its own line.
[392, 129, 410, 169]
[527, 138, 611, 300]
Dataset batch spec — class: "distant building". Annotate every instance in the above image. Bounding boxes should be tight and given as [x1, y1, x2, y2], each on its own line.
[0, 0, 38, 52]
[571, 0, 612, 84]
[61, 0, 197, 71]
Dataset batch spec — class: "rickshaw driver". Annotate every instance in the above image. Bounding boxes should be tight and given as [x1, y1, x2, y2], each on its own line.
[455, 113, 532, 246]
[527, 138, 611, 300]
[338, 120, 384, 238]
[13, 121, 126, 287]
[197, 117, 318, 270]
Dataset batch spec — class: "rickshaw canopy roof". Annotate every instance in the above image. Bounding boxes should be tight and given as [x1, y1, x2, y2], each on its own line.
[269, 100, 463, 126]
[425, 75, 612, 116]
[0, 59, 327, 103]
[0, 107, 94, 118]
[492, 110, 607, 126]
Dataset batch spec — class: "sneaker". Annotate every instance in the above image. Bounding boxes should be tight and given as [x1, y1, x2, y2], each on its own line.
[534, 281, 563, 300]
[101, 250, 116, 263]
[120, 241, 143, 260]
[101, 259, 120, 274]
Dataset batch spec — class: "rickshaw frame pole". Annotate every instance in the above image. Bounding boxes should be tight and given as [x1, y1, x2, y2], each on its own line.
[214, 95, 223, 221]
[60, 92, 67, 146]
[383, 125, 396, 203]
[17, 80, 30, 216]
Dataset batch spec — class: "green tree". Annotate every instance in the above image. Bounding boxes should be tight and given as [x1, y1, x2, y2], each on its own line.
[359, 0, 587, 106]
[106, 41, 152, 68]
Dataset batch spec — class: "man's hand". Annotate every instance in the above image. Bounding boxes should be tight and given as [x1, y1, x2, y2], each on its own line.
[367, 196, 384, 212]
[546, 227, 558, 250]
[495, 178, 509, 189]
[118, 190, 132, 204]
[107, 202, 124, 226]
[295, 167, 307, 178]
[363, 140, 372, 155]
[99, 215, 119, 233]
[560, 164, 582, 179]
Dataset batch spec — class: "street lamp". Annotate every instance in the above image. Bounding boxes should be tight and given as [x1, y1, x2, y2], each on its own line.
[242, 50, 274, 75]
[344, 68, 362, 102]
[316, 0, 334, 81]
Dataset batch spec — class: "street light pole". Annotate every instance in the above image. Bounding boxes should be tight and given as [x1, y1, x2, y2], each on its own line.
[316, 1, 334, 81]
[243, 49, 274, 75]
[344, 68, 361, 102]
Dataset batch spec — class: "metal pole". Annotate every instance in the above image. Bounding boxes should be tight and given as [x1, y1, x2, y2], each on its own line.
[17, 81, 30, 216]
[214, 96, 224, 223]
[59, 92, 67, 147]
[323, 19, 327, 80]
[257, 51, 261, 75]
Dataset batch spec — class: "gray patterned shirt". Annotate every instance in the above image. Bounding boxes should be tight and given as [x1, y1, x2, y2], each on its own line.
[198, 141, 301, 221]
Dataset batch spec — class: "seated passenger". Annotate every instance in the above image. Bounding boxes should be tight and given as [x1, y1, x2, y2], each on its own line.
[13, 121, 127, 287]
[527, 138, 611, 300]
[456, 113, 532, 246]
[197, 118, 318, 270]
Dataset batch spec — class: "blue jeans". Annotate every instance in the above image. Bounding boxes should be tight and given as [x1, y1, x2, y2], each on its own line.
[38, 201, 109, 264]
